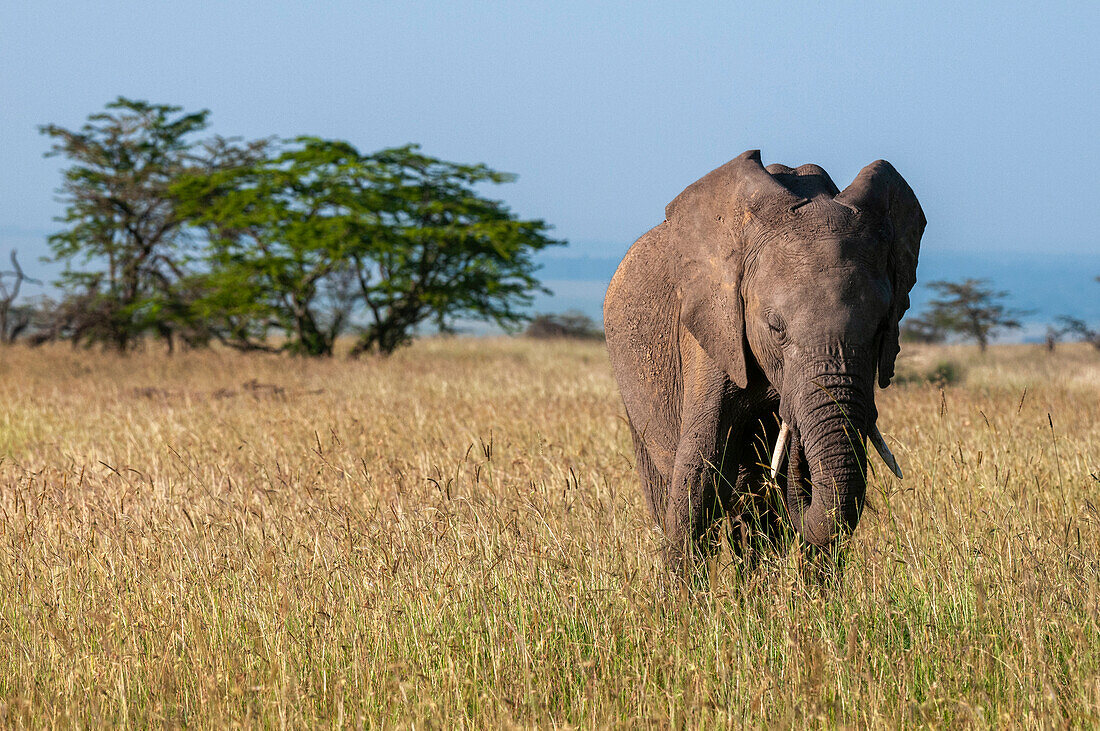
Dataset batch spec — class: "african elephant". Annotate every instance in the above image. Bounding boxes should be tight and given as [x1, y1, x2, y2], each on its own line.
[604, 150, 925, 569]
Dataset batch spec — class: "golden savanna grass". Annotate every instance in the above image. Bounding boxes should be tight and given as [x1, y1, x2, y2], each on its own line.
[0, 338, 1098, 727]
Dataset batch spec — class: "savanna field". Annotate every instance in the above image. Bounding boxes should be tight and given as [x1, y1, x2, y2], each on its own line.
[0, 339, 1097, 727]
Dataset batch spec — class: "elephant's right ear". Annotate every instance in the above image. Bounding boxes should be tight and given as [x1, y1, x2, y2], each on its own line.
[666, 150, 802, 389]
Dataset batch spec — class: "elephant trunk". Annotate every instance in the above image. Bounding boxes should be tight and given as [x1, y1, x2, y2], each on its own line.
[783, 372, 871, 547]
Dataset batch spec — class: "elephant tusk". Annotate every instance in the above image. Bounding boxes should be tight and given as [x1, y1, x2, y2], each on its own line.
[770, 422, 790, 479]
[868, 423, 903, 479]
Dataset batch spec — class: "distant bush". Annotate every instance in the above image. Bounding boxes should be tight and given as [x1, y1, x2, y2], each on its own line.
[525, 311, 603, 340]
[899, 312, 947, 344]
[927, 360, 962, 386]
[895, 358, 964, 387]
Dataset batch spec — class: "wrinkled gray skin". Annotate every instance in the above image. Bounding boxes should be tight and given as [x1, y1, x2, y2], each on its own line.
[604, 150, 925, 569]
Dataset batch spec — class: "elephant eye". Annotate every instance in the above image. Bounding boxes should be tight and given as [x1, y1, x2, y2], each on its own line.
[766, 311, 785, 335]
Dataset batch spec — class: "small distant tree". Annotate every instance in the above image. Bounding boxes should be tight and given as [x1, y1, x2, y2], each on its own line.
[1054, 277, 1100, 350]
[1044, 325, 1061, 352]
[921, 278, 1026, 352]
[525, 311, 603, 339]
[40, 97, 266, 351]
[0, 251, 40, 343]
[1056, 317, 1100, 350]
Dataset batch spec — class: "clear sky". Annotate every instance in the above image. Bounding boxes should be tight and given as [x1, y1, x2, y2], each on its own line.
[2, 1, 1097, 314]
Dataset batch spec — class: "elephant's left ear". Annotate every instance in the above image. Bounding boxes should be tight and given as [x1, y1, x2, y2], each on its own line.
[836, 160, 926, 388]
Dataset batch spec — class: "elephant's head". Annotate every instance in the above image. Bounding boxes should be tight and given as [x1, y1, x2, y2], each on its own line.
[668, 150, 925, 547]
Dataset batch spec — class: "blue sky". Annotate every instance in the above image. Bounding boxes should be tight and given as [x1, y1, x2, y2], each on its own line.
[2, 2, 1097, 329]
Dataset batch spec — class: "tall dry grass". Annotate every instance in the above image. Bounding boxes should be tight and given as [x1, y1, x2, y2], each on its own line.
[0, 338, 1097, 727]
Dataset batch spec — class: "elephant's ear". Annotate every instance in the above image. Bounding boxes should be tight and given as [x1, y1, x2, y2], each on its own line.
[666, 149, 802, 389]
[837, 160, 926, 388]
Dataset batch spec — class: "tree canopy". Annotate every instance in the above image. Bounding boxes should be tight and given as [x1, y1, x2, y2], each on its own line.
[174, 138, 563, 356]
[35, 99, 563, 356]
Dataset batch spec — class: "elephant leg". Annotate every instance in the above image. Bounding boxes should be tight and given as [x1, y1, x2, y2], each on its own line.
[628, 421, 669, 526]
[733, 413, 789, 555]
[662, 337, 733, 571]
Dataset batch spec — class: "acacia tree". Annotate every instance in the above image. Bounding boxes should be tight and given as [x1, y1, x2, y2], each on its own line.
[175, 138, 563, 356]
[1056, 276, 1100, 350]
[922, 278, 1025, 351]
[40, 98, 266, 351]
[1057, 317, 1100, 349]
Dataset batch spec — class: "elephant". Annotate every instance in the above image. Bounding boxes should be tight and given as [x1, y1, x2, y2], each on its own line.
[604, 150, 925, 570]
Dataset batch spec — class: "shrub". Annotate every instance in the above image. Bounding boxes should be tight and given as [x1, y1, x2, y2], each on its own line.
[894, 358, 964, 387]
[524, 311, 603, 340]
[927, 360, 962, 386]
